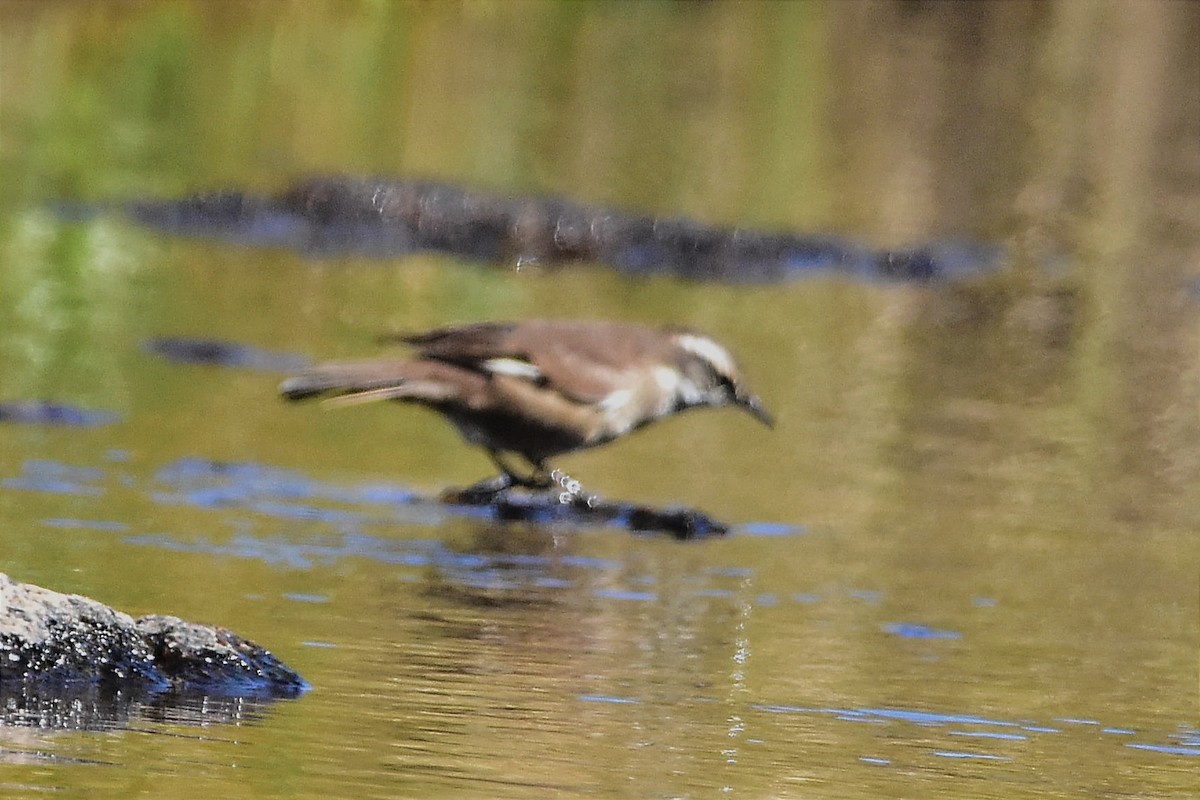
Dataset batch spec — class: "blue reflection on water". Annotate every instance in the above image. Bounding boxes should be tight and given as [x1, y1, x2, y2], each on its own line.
[592, 588, 657, 602]
[145, 457, 433, 530]
[708, 566, 754, 578]
[124, 533, 351, 569]
[558, 555, 622, 571]
[933, 751, 1010, 761]
[533, 577, 573, 589]
[739, 521, 804, 537]
[0, 401, 122, 427]
[124, 530, 462, 570]
[43, 518, 129, 532]
[144, 337, 311, 372]
[857, 709, 1018, 727]
[577, 694, 640, 705]
[948, 730, 1027, 741]
[2, 460, 106, 496]
[5, 453, 791, 544]
[748, 704, 1197, 763]
[1126, 743, 1200, 756]
[283, 593, 329, 604]
[881, 622, 962, 640]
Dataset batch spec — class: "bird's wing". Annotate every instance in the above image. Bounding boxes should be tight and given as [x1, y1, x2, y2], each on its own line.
[517, 322, 655, 403]
[397, 321, 654, 404]
[397, 322, 520, 362]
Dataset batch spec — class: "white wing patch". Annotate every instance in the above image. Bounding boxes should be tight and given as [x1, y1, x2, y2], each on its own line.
[483, 357, 543, 383]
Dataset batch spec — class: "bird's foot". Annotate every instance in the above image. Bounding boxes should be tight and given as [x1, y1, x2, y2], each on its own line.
[441, 469, 600, 509]
[549, 468, 601, 508]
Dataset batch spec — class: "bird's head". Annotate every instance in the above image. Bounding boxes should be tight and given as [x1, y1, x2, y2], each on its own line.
[671, 332, 774, 428]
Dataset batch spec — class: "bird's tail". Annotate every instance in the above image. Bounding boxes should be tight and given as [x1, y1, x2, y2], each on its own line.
[279, 360, 457, 406]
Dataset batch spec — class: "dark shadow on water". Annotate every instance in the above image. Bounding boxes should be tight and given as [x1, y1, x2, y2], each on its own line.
[88, 177, 1006, 284]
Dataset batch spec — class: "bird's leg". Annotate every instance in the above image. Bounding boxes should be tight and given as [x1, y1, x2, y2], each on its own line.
[487, 451, 551, 490]
[442, 451, 520, 503]
[454, 472, 515, 500]
[453, 452, 600, 509]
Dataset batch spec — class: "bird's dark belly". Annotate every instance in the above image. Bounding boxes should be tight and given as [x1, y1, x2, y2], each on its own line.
[443, 408, 590, 461]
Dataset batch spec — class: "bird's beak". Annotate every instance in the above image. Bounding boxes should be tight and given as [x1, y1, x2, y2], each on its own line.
[737, 393, 775, 429]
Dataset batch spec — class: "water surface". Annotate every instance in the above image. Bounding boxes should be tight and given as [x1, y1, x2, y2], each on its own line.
[1, 2, 1198, 798]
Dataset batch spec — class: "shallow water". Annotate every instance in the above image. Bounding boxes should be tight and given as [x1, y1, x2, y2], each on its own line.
[2, 1, 1199, 798]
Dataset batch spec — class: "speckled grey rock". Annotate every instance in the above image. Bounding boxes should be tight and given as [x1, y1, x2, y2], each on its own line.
[0, 573, 307, 697]
[134, 615, 309, 695]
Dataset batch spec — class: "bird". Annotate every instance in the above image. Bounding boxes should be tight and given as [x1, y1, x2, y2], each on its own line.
[279, 319, 773, 499]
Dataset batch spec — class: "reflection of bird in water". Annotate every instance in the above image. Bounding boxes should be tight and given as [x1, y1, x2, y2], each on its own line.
[280, 319, 773, 499]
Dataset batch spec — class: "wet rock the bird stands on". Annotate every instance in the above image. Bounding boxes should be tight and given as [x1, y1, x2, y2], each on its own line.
[0, 572, 308, 697]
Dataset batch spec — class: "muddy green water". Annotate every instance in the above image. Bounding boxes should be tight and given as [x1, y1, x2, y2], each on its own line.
[1, 1, 1198, 797]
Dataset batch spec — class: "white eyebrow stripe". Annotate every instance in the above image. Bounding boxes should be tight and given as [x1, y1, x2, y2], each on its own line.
[483, 357, 543, 382]
[674, 333, 735, 375]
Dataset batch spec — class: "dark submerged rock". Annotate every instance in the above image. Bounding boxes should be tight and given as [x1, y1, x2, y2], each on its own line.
[440, 486, 731, 540]
[0, 573, 308, 698]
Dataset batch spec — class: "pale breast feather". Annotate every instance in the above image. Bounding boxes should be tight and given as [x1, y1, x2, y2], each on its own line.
[654, 363, 708, 410]
[597, 388, 633, 412]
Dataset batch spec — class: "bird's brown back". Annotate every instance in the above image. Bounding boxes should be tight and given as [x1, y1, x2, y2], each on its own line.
[400, 319, 678, 403]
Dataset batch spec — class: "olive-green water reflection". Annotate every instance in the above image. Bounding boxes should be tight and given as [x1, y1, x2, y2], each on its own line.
[1, 1, 1198, 798]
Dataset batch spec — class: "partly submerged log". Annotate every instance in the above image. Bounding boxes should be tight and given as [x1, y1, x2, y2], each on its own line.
[117, 176, 1004, 283]
[0, 572, 308, 698]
